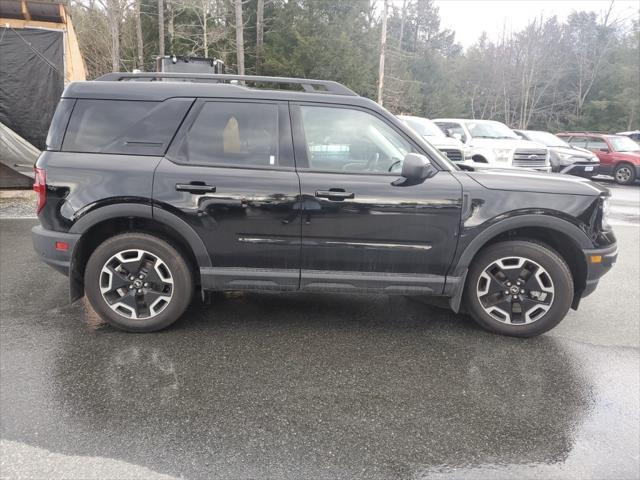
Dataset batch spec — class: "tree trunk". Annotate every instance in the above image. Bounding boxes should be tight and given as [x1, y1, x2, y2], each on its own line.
[108, 0, 120, 71]
[202, 0, 208, 58]
[235, 0, 245, 75]
[377, 0, 388, 105]
[398, 0, 407, 49]
[256, 0, 264, 74]
[135, 0, 144, 70]
[167, 0, 174, 54]
[158, 0, 165, 57]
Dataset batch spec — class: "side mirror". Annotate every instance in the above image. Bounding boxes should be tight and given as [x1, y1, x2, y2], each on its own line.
[393, 153, 437, 186]
[445, 128, 453, 137]
[599, 147, 610, 152]
[452, 133, 463, 142]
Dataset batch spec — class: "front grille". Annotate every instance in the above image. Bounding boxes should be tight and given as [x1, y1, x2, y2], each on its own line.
[513, 148, 548, 168]
[440, 148, 463, 162]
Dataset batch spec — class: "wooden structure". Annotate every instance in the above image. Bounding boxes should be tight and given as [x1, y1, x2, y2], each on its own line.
[0, 0, 86, 187]
[0, 0, 86, 82]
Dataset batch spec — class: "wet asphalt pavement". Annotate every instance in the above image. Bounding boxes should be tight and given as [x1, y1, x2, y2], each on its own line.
[1, 186, 639, 479]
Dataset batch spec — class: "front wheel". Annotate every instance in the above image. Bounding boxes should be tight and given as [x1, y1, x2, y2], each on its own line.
[85, 233, 193, 332]
[463, 240, 573, 337]
[614, 163, 636, 185]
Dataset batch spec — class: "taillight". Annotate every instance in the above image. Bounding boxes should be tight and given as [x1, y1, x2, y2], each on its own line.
[33, 167, 47, 214]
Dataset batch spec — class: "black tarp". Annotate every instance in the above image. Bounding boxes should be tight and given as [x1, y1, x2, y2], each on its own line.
[0, 27, 64, 150]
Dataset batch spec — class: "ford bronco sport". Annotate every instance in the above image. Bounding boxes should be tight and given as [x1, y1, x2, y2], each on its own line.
[32, 73, 617, 337]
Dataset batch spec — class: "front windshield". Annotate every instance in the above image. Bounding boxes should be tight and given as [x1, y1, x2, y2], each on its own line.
[400, 116, 446, 138]
[609, 136, 640, 152]
[525, 130, 570, 147]
[465, 121, 519, 139]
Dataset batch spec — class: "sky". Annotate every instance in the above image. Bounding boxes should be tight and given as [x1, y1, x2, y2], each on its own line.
[430, 0, 639, 48]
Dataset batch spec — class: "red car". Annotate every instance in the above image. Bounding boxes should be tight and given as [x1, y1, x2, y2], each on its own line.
[557, 132, 640, 185]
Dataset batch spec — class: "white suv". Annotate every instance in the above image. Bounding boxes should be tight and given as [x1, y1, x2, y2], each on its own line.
[433, 118, 551, 172]
[398, 115, 472, 163]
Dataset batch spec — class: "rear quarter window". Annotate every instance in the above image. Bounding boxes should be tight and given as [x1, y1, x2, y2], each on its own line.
[61, 98, 194, 155]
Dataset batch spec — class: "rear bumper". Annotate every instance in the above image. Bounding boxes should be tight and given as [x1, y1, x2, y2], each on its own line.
[581, 243, 617, 298]
[31, 225, 81, 276]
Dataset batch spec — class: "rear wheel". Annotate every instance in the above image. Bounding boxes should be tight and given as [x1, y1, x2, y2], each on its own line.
[464, 240, 573, 337]
[85, 233, 193, 332]
[614, 163, 636, 185]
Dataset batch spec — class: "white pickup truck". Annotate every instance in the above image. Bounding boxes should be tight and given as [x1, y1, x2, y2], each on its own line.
[433, 118, 551, 172]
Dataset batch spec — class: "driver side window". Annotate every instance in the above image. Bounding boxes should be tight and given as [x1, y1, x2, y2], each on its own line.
[300, 105, 414, 174]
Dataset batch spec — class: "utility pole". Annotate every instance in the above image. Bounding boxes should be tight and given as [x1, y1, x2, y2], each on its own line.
[235, 0, 245, 75]
[158, 0, 165, 57]
[135, 0, 144, 70]
[377, 0, 388, 105]
[256, 0, 264, 74]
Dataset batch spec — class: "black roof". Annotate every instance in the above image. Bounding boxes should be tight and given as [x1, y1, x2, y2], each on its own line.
[63, 73, 377, 110]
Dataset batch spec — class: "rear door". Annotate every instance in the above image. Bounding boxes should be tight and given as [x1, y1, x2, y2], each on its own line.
[291, 103, 463, 294]
[586, 136, 615, 172]
[153, 99, 301, 291]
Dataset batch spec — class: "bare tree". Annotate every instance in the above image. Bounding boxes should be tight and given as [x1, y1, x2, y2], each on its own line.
[158, 0, 165, 56]
[377, 0, 388, 105]
[235, 0, 245, 75]
[93, 0, 123, 71]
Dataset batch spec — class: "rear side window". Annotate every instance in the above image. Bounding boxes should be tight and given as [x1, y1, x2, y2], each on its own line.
[176, 101, 279, 167]
[62, 98, 193, 155]
[46, 98, 76, 151]
[587, 137, 608, 150]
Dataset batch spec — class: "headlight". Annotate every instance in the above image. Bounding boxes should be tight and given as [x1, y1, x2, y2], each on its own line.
[493, 148, 512, 162]
[601, 197, 611, 229]
[463, 146, 473, 160]
[557, 152, 577, 166]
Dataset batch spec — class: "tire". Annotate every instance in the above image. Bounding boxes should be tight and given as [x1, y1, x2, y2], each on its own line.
[613, 163, 636, 185]
[463, 240, 573, 337]
[84, 233, 193, 332]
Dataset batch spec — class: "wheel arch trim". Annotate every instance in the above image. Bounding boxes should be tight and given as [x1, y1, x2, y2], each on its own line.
[69, 202, 211, 268]
[447, 214, 592, 312]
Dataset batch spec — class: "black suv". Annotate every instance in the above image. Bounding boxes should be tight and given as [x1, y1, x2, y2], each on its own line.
[32, 73, 617, 337]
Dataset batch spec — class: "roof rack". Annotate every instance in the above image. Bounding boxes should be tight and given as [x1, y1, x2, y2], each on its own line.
[96, 72, 357, 96]
[556, 131, 610, 135]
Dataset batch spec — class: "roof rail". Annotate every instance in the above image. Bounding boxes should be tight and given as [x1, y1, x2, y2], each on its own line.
[96, 72, 357, 96]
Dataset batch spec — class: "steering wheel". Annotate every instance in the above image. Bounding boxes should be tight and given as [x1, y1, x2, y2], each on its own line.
[388, 158, 402, 172]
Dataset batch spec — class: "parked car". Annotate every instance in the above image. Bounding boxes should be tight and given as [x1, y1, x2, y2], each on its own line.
[32, 72, 616, 337]
[557, 132, 640, 185]
[616, 130, 640, 142]
[398, 115, 471, 163]
[433, 118, 551, 172]
[514, 129, 599, 177]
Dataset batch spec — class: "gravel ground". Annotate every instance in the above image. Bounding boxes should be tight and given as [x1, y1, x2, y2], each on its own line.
[0, 197, 35, 218]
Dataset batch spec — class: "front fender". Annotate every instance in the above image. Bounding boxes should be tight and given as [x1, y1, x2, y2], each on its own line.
[445, 212, 594, 313]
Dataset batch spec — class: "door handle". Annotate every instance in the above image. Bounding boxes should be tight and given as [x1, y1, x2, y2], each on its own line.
[176, 183, 216, 194]
[315, 190, 355, 201]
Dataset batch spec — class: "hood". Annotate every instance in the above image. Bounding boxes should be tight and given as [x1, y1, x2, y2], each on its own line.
[551, 146, 596, 160]
[465, 169, 608, 196]
[468, 138, 544, 150]
[424, 135, 464, 148]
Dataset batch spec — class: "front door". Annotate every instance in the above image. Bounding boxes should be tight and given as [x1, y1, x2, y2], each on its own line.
[292, 104, 462, 294]
[154, 99, 301, 291]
